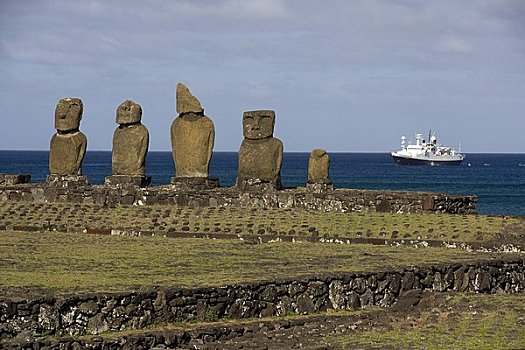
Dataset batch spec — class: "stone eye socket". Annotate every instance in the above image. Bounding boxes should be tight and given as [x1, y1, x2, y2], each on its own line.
[57, 106, 68, 115]
[245, 116, 254, 122]
[68, 104, 80, 114]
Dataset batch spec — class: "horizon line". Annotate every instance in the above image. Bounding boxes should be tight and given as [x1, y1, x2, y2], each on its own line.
[1, 149, 525, 155]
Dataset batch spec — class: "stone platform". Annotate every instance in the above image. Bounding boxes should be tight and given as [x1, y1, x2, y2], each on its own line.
[0, 173, 31, 186]
[236, 177, 282, 192]
[105, 175, 151, 188]
[45, 174, 89, 188]
[306, 182, 334, 193]
[0, 178, 477, 214]
[170, 176, 219, 190]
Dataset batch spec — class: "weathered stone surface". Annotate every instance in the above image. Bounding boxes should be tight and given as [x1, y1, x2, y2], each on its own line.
[104, 175, 151, 188]
[49, 134, 87, 175]
[116, 99, 142, 125]
[176, 82, 204, 114]
[1, 258, 521, 343]
[170, 177, 219, 190]
[112, 100, 149, 176]
[44, 174, 89, 188]
[242, 110, 276, 140]
[49, 98, 87, 175]
[237, 110, 283, 190]
[171, 84, 214, 179]
[306, 182, 333, 193]
[237, 139, 283, 185]
[308, 149, 330, 184]
[0, 174, 31, 185]
[0, 182, 479, 215]
[54, 97, 83, 132]
[236, 177, 282, 192]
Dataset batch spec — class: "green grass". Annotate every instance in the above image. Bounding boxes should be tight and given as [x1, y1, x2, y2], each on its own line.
[1, 202, 524, 244]
[324, 293, 525, 349]
[0, 230, 514, 296]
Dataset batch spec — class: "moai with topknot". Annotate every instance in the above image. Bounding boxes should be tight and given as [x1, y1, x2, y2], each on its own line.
[236, 110, 283, 191]
[47, 97, 88, 186]
[170, 83, 218, 189]
[307, 148, 333, 192]
[105, 100, 150, 187]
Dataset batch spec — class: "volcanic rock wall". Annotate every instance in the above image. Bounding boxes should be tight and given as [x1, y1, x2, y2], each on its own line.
[0, 181, 477, 214]
[1, 257, 523, 346]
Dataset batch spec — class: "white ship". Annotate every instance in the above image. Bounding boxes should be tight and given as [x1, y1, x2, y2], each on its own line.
[391, 131, 464, 166]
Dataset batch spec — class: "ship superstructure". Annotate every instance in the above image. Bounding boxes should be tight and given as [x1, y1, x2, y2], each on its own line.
[391, 132, 464, 165]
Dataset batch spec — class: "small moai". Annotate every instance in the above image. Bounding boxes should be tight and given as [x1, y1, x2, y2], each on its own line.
[236, 110, 283, 191]
[47, 97, 88, 186]
[170, 83, 218, 189]
[105, 100, 151, 188]
[307, 148, 333, 192]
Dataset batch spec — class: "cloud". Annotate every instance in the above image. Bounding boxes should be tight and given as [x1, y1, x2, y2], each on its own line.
[0, 0, 524, 152]
[435, 35, 473, 54]
[48, 0, 288, 28]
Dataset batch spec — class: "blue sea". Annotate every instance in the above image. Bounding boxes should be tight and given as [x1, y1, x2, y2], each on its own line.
[0, 151, 524, 216]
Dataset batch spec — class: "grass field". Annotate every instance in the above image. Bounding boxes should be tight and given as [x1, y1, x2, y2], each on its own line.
[324, 293, 525, 350]
[1, 202, 524, 244]
[0, 230, 514, 296]
[1, 202, 524, 349]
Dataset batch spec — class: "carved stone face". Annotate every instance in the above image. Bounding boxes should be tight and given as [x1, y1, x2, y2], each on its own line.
[242, 110, 275, 140]
[116, 100, 142, 125]
[54, 98, 83, 132]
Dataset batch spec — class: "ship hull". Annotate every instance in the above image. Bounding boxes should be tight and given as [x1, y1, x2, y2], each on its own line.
[392, 155, 463, 166]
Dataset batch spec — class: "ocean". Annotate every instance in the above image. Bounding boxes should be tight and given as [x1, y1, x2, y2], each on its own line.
[0, 151, 524, 216]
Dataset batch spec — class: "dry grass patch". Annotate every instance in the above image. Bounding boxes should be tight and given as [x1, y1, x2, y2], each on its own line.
[0, 230, 516, 296]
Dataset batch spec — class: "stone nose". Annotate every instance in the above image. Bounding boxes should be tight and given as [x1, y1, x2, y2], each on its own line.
[251, 118, 261, 129]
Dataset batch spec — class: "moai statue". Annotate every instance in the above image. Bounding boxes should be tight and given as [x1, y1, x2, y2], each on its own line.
[170, 83, 218, 189]
[105, 100, 151, 187]
[236, 110, 283, 191]
[307, 149, 333, 192]
[48, 98, 88, 186]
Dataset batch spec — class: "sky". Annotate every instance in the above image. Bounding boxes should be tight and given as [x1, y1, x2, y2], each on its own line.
[0, 0, 524, 153]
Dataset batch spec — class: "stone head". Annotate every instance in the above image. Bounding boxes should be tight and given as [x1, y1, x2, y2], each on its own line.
[116, 100, 142, 125]
[176, 83, 204, 115]
[54, 98, 83, 132]
[311, 149, 327, 158]
[242, 110, 275, 140]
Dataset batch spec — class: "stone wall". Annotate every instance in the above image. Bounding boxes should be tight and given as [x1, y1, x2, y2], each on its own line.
[0, 174, 31, 186]
[1, 257, 523, 345]
[4, 316, 342, 349]
[0, 181, 477, 214]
